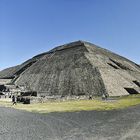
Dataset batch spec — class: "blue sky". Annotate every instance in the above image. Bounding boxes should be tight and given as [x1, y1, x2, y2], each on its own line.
[0, 0, 140, 70]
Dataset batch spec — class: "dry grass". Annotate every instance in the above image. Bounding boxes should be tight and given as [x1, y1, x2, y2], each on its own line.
[0, 95, 140, 113]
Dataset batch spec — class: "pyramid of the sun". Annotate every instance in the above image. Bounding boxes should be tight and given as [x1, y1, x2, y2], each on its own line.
[0, 41, 140, 97]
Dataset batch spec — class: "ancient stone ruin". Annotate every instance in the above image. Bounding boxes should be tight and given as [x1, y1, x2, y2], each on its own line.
[0, 41, 140, 100]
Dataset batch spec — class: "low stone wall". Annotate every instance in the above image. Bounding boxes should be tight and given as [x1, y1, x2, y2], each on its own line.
[17, 95, 94, 104]
[28, 95, 93, 104]
[0, 79, 12, 85]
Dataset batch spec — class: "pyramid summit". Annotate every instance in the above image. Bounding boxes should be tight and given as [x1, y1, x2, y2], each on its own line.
[0, 41, 140, 98]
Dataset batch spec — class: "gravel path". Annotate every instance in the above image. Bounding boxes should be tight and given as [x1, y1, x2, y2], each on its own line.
[0, 105, 140, 140]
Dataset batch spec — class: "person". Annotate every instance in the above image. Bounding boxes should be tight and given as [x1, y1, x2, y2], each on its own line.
[102, 94, 108, 100]
[89, 95, 92, 100]
[12, 95, 17, 105]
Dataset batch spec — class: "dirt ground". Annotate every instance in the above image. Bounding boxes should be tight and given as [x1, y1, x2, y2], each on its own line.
[0, 105, 140, 140]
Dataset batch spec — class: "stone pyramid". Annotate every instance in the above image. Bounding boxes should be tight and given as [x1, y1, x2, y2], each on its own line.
[0, 41, 140, 97]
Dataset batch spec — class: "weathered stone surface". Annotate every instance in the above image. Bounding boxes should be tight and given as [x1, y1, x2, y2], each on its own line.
[0, 41, 140, 97]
